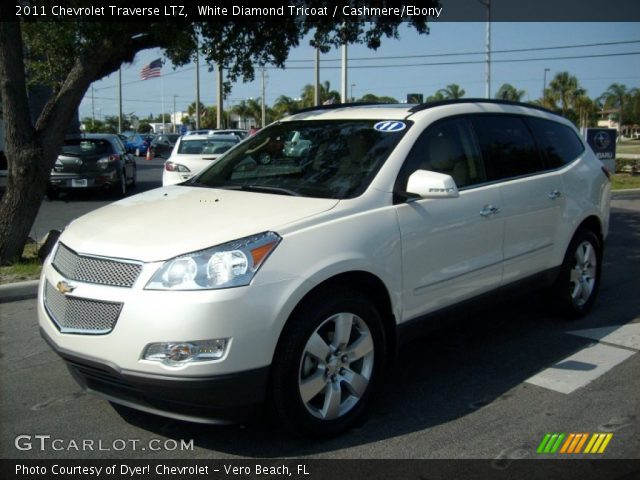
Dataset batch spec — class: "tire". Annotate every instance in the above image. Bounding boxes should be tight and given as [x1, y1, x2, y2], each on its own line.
[549, 228, 602, 319]
[129, 165, 137, 188]
[46, 189, 59, 200]
[113, 170, 127, 198]
[269, 289, 385, 437]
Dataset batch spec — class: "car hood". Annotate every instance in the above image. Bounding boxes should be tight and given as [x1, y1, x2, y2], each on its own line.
[59, 186, 339, 262]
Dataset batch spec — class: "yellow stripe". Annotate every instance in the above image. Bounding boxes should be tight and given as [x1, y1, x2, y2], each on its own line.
[560, 434, 575, 454]
[590, 434, 606, 453]
[598, 433, 613, 454]
[584, 433, 598, 454]
[575, 433, 589, 453]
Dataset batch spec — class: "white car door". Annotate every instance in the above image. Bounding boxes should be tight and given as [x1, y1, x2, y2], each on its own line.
[470, 115, 565, 284]
[394, 118, 504, 321]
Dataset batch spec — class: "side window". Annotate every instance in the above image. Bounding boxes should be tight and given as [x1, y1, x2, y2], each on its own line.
[396, 118, 486, 192]
[470, 115, 543, 180]
[113, 137, 126, 154]
[527, 117, 585, 169]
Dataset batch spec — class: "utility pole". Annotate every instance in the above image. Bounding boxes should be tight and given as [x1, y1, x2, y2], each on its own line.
[341, 44, 348, 104]
[118, 67, 123, 133]
[478, 0, 492, 99]
[543, 68, 550, 102]
[173, 95, 177, 133]
[261, 67, 266, 128]
[195, 49, 200, 130]
[91, 86, 95, 130]
[314, 48, 320, 106]
[216, 64, 223, 129]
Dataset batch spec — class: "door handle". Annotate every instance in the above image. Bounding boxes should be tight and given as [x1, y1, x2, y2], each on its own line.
[480, 205, 500, 217]
[548, 189, 562, 199]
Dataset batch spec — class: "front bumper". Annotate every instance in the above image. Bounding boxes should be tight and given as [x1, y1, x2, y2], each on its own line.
[41, 329, 269, 423]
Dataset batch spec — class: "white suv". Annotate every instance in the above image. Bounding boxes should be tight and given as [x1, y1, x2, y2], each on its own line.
[38, 100, 611, 436]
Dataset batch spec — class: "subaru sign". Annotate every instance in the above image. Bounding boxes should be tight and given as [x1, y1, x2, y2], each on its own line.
[586, 128, 616, 172]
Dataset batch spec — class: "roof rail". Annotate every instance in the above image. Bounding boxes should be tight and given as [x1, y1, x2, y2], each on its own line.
[408, 98, 556, 115]
[292, 101, 391, 115]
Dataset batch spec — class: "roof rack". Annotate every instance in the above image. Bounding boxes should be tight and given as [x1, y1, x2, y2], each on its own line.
[408, 98, 555, 115]
[292, 101, 394, 115]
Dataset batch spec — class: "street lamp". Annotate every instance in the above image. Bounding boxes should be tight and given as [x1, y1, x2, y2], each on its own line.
[543, 68, 551, 102]
[350, 83, 356, 103]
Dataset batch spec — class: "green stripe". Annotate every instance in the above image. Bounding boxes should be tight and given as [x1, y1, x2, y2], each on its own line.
[544, 434, 559, 453]
[537, 433, 552, 453]
[550, 433, 566, 453]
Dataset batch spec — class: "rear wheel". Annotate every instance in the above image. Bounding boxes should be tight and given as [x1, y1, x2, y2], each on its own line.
[549, 228, 602, 319]
[269, 290, 385, 437]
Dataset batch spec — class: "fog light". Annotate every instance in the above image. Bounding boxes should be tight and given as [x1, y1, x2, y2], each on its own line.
[143, 339, 228, 366]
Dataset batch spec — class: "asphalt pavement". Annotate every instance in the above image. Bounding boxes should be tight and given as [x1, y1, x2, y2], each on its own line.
[0, 188, 638, 461]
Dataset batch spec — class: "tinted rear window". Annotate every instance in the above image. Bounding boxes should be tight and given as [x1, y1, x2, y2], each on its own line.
[470, 115, 543, 180]
[178, 138, 238, 155]
[62, 139, 111, 156]
[527, 117, 585, 168]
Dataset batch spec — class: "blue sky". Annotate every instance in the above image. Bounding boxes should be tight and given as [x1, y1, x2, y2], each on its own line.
[79, 22, 640, 121]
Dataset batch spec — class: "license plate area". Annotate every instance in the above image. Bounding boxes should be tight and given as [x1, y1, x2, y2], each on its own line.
[71, 179, 88, 188]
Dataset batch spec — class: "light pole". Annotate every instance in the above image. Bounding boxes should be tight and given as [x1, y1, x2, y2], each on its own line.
[477, 0, 491, 99]
[543, 68, 551, 103]
[350, 84, 356, 103]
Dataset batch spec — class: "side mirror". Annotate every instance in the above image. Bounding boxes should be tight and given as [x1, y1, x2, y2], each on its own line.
[406, 169, 459, 199]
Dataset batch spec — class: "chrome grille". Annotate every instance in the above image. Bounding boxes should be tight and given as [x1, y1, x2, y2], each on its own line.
[52, 243, 142, 288]
[44, 282, 123, 334]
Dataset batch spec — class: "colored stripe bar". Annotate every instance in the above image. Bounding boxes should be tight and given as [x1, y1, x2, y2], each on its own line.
[598, 433, 613, 453]
[560, 434, 575, 454]
[550, 433, 566, 453]
[544, 434, 560, 453]
[584, 433, 599, 453]
[574, 433, 589, 453]
[537, 433, 552, 453]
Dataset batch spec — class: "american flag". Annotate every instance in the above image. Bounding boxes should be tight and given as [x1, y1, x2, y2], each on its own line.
[140, 58, 162, 80]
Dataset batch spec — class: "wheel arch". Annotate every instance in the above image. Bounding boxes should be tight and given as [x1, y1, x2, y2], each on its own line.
[273, 270, 398, 368]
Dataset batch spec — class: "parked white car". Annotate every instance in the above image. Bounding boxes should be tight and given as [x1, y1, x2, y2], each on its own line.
[162, 134, 239, 185]
[38, 100, 610, 437]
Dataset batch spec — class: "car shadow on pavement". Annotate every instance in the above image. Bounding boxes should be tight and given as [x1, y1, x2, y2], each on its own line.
[110, 205, 640, 457]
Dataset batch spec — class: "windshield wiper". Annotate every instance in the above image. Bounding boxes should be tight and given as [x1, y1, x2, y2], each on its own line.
[240, 185, 301, 196]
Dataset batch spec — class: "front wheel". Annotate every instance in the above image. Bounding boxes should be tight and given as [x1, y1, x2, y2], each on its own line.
[269, 290, 385, 437]
[549, 228, 602, 319]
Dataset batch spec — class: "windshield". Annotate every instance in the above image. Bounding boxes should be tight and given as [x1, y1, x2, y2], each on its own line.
[177, 138, 238, 155]
[188, 120, 410, 199]
[61, 139, 111, 156]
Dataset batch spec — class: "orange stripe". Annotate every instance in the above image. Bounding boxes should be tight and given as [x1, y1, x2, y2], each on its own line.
[598, 433, 613, 453]
[584, 434, 598, 453]
[560, 434, 576, 454]
[574, 433, 589, 453]
[567, 434, 582, 453]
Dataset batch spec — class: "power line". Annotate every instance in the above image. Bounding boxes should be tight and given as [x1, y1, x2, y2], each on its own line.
[284, 39, 640, 62]
[266, 51, 640, 70]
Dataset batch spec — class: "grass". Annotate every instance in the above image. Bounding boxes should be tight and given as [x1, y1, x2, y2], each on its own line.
[0, 242, 42, 284]
[611, 173, 640, 191]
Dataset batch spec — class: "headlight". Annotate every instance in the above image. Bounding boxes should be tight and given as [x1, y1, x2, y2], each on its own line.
[145, 231, 281, 290]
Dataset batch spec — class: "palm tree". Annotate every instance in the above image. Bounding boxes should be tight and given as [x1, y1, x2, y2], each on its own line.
[548, 72, 581, 115]
[299, 81, 340, 107]
[272, 95, 300, 119]
[495, 83, 526, 102]
[600, 83, 630, 136]
[426, 91, 445, 102]
[437, 84, 465, 100]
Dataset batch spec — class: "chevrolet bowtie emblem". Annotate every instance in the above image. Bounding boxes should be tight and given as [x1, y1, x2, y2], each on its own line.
[56, 280, 76, 295]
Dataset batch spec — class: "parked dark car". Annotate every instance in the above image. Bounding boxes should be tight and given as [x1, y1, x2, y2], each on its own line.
[150, 134, 180, 158]
[47, 134, 136, 199]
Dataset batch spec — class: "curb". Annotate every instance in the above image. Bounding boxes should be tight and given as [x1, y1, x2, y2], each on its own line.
[612, 188, 640, 195]
[0, 280, 39, 304]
